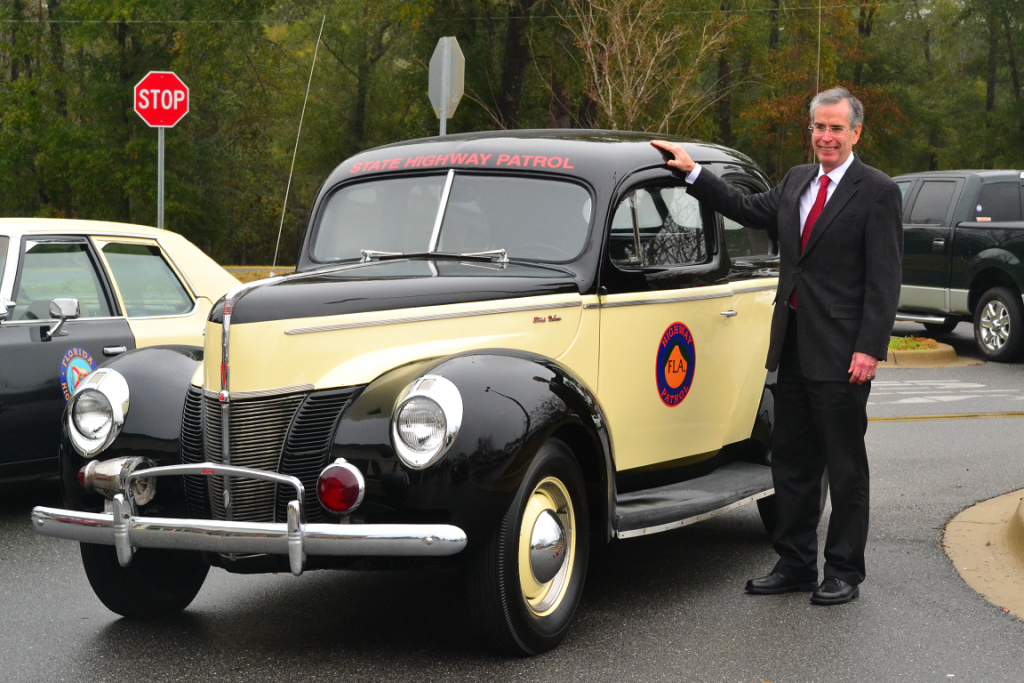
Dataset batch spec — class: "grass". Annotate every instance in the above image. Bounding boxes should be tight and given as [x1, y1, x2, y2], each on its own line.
[889, 336, 940, 351]
[224, 265, 295, 284]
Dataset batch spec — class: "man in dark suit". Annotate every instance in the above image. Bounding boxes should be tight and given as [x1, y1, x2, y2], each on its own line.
[652, 87, 903, 605]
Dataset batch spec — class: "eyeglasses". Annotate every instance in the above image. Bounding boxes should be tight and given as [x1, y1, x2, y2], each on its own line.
[808, 123, 853, 137]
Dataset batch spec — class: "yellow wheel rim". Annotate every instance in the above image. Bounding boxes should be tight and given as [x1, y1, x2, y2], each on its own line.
[517, 476, 575, 617]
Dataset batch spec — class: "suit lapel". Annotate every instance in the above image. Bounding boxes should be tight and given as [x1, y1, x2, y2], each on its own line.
[799, 157, 863, 260]
[785, 165, 818, 262]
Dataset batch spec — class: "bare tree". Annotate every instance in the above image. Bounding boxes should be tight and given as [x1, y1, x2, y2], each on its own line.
[560, 0, 737, 133]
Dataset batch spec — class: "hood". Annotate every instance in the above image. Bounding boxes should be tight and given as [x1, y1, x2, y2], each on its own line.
[203, 259, 589, 393]
[210, 259, 579, 325]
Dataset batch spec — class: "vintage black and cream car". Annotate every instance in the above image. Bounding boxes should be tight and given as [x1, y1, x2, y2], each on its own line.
[32, 131, 781, 655]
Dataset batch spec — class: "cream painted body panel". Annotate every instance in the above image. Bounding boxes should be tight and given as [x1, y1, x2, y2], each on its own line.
[597, 281, 775, 472]
[205, 294, 590, 393]
[128, 298, 213, 348]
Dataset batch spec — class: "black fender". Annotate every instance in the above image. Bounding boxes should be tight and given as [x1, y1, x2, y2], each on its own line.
[59, 345, 203, 514]
[331, 350, 614, 544]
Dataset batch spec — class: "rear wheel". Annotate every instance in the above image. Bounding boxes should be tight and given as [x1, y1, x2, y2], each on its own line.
[466, 438, 589, 656]
[973, 286, 1024, 362]
[80, 543, 209, 619]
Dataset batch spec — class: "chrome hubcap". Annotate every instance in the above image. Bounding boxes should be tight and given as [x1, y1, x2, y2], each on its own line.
[518, 476, 575, 616]
[529, 509, 567, 584]
[979, 300, 1010, 351]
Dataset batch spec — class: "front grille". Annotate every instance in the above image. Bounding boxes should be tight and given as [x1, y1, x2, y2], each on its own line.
[204, 392, 306, 522]
[178, 386, 362, 524]
[276, 388, 360, 523]
[180, 386, 210, 518]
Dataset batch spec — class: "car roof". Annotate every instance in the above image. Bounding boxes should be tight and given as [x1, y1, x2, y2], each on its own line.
[324, 129, 763, 188]
[894, 169, 1024, 181]
[0, 218, 166, 239]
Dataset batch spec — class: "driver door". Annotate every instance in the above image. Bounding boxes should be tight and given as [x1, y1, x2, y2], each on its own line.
[0, 236, 135, 479]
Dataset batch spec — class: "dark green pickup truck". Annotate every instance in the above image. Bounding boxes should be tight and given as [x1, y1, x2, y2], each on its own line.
[894, 169, 1024, 361]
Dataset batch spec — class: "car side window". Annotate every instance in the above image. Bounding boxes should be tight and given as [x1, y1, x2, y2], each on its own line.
[909, 181, 956, 225]
[13, 242, 113, 320]
[610, 186, 708, 268]
[720, 183, 772, 259]
[973, 182, 1021, 222]
[0, 235, 8, 284]
[102, 243, 194, 317]
[896, 180, 913, 208]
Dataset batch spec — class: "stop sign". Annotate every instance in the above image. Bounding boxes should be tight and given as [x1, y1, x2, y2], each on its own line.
[134, 71, 189, 128]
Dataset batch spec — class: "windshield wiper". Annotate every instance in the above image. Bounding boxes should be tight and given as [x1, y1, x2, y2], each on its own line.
[360, 249, 509, 264]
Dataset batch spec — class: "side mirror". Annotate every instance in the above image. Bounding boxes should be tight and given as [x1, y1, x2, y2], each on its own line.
[44, 298, 80, 340]
[0, 297, 13, 322]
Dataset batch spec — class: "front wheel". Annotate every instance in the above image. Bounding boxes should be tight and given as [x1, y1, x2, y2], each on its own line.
[80, 543, 209, 619]
[973, 286, 1024, 362]
[466, 438, 590, 656]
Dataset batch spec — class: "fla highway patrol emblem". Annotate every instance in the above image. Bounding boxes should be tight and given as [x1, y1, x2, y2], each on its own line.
[655, 322, 695, 407]
[60, 347, 96, 401]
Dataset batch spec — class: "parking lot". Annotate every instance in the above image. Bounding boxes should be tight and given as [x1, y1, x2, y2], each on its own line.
[3, 323, 1024, 682]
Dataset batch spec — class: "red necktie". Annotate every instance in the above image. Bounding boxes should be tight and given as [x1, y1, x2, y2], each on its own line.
[790, 174, 830, 309]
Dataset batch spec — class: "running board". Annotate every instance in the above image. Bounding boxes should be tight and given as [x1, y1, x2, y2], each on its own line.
[895, 312, 950, 324]
[614, 461, 774, 539]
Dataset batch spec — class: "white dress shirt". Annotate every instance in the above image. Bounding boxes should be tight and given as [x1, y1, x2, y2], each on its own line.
[685, 152, 856, 239]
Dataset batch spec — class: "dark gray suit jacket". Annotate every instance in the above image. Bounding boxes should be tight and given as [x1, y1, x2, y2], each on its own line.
[687, 156, 903, 382]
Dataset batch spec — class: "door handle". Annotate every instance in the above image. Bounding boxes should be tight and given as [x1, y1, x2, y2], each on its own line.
[932, 237, 945, 252]
[103, 346, 127, 357]
[720, 310, 738, 318]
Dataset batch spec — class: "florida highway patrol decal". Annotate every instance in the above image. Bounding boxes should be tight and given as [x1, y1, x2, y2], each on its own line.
[656, 322, 696, 407]
[60, 347, 96, 401]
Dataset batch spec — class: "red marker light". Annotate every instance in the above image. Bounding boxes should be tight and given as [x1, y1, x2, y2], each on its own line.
[77, 465, 87, 489]
[317, 461, 365, 513]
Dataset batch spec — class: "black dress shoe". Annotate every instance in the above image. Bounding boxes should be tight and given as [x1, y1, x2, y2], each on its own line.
[810, 577, 859, 605]
[745, 572, 819, 594]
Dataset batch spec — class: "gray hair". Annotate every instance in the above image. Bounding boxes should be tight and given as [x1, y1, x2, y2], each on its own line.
[809, 87, 864, 128]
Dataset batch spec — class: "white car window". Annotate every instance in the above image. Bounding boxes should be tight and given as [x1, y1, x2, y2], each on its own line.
[13, 242, 112, 320]
[102, 243, 193, 317]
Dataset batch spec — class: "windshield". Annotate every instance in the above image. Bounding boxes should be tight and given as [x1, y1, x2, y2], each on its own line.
[310, 173, 593, 263]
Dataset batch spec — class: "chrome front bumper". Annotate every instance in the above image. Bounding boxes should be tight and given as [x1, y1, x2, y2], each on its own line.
[31, 462, 467, 577]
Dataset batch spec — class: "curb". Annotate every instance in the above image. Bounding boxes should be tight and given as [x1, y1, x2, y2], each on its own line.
[880, 342, 983, 368]
[943, 490, 1024, 619]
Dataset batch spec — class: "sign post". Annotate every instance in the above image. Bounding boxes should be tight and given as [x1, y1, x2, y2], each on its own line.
[428, 37, 464, 136]
[134, 71, 189, 229]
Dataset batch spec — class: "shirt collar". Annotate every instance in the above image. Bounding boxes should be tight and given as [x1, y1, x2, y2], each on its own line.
[816, 152, 855, 186]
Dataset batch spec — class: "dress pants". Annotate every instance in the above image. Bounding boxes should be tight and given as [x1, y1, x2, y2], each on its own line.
[770, 309, 871, 586]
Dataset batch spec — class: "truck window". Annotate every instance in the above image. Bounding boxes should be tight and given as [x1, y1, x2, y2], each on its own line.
[909, 181, 956, 225]
[973, 182, 1021, 222]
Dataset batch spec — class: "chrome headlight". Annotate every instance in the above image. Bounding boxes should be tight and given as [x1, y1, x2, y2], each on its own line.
[67, 368, 130, 458]
[391, 375, 463, 469]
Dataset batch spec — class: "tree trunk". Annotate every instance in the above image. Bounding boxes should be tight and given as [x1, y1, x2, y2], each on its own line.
[765, 0, 781, 180]
[496, 0, 537, 129]
[985, 13, 998, 117]
[717, 53, 732, 146]
[117, 19, 132, 221]
[49, 0, 66, 117]
[549, 71, 572, 128]
[1003, 12, 1022, 138]
[854, 1, 876, 87]
[9, 0, 21, 82]
[716, 0, 732, 146]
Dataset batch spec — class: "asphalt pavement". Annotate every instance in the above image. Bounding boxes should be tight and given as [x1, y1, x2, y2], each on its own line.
[3, 325, 1024, 682]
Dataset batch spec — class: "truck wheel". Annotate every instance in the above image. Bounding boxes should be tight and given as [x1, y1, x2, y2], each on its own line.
[974, 286, 1024, 362]
[923, 321, 958, 334]
[80, 543, 209, 619]
[466, 438, 589, 656]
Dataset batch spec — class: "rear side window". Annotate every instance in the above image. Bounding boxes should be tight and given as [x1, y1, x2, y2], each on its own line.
[973, 182, 1022, 222]
[909, 181, 956, 225]
[13, 242, 112, 320]
[102, 243, 193, 317]
[720, 182, 772, 259]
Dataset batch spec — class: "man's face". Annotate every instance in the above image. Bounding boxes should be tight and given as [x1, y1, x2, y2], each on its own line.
[812, 100, 861, 172]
